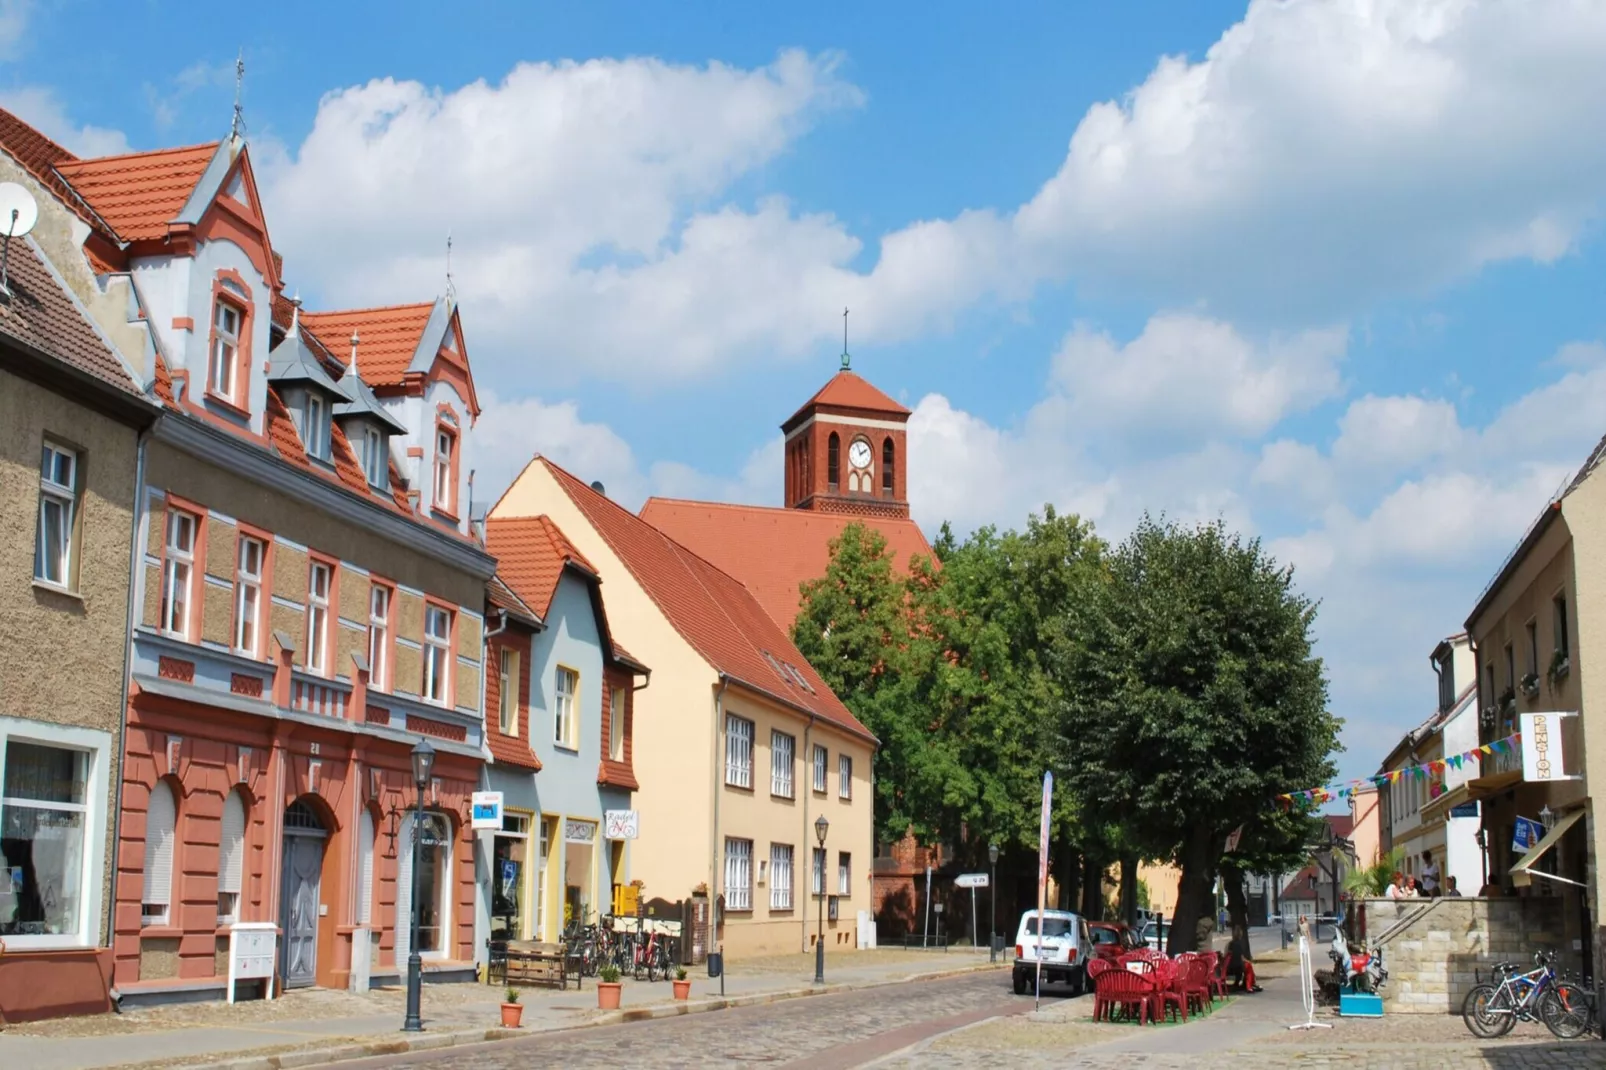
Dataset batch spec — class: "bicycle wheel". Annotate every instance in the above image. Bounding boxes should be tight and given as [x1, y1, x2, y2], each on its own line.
[1463, 984, 1515, 1038]
[647, 946, 660, 983]
[1541, 982, 1592, 1039]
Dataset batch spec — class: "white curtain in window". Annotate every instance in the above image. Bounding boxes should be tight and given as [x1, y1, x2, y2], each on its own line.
[358, 809, 375, 926]
[218, 790, 245, 896]
[143, 781, 176, 919]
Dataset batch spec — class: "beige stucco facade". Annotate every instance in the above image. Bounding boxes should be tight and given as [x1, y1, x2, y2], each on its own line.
[491, 462, 876, 956]
[0, 365, 143, 948]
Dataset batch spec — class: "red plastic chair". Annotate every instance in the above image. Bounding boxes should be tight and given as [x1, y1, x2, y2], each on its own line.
[1152, 958, 1189, 1023]
[1203, 951, 1228, 1001]
[1180, 957, 1212, 1015]
[1086, 958, 1114, 985]
[1094, 967, 1154, 1024]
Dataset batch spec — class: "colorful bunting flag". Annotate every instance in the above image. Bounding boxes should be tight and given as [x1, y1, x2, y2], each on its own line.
[1275, 731, 1521, 807]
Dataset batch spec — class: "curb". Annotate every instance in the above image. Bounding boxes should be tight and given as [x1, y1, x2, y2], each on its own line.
[114, 960, 1007, 1070]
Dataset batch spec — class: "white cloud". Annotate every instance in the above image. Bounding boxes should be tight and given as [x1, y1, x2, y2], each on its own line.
[1332, 394, 1462, 470]
[0, 86, 128, 156]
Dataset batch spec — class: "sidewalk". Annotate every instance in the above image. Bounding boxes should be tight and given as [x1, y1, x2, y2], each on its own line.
[0, 948, 999, 1070]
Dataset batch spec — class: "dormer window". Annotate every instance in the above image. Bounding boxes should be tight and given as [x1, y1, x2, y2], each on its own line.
[304, 393, 330, 460]
[209, 299, 243, 401]
[360, 426, 386, 487]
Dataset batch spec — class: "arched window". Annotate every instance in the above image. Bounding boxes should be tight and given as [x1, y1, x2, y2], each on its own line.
[217, 788, 246, 923]
[827, 433, 840, 490]
[882, 438, 895, 496]
[143, 781, 176, 926]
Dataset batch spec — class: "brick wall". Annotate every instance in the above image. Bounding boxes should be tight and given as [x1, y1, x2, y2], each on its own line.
[1359, 896, 1575, 1013]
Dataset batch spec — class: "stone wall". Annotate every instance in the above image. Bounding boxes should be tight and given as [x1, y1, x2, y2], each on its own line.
[1357, 896, 1575, 1013]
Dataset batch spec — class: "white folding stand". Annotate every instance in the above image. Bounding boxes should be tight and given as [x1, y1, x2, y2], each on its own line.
[1289, 935, 1332, 1031]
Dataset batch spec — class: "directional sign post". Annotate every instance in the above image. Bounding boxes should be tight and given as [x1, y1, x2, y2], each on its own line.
[955, 873, 989, 947]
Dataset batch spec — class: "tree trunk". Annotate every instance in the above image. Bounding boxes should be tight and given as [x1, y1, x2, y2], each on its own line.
[1167, 828, 1223, 954]
[1060, 852, 1082, 915]
[1221, 859, 1252, 962]
[1081, 850, 1104, 921]
[1118, 853, 1140, 926]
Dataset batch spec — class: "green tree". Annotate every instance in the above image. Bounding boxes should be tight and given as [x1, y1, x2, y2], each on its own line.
[1219, 807, 1325, 959]
[1344, 846, 1406, 898]
[1058, 516, 1339, 953]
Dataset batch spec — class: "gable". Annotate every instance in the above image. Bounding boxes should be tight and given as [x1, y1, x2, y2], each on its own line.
[190, 149, 281, 290]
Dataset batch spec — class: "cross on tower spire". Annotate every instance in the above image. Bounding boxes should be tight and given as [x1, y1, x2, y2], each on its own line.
[841, 307, 850, 371]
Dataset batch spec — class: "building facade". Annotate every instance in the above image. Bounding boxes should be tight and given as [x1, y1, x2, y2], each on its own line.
[0, 109, 498, 1002]
[491, 459, 877, 956]
[0, 233, 160, 1021]
[479, 517, 646, 946]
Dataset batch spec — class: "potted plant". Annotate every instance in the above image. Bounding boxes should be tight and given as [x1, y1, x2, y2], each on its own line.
[672, 966, 691, 1000]
[500, 987, 523, 1028]
[1520, 672, 1541, 699]
[597, 963, 623, 1010]
[1549, 649, 1571, 688]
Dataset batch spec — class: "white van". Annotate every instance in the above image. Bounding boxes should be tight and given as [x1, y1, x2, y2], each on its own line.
[1012, 909, 1091, 995]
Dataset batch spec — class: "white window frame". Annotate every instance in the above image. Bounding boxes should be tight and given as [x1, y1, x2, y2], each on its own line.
[498, 647, 519, 736]
[839, 753, 853, 800]
[34, 441, 77, 589]
[0, 718, 110, 950]
[433, 428, 454, 512]
[424, 605, 452, 705]
[770, 844, 793, 910]
[553, 666, 578, 748]
[233, 536, 265, 656]
[725, 714, 753, 789]
[361, 426, 386, 487]
[304, 393, 329, 460]
[160, 509, 197, 638]
[368, 584, 391, 691]
[217, 788, 246, 924]
[142, 779, 176, 927]
[812, 847, 826, 897]
[608, 686, 625, 762]
[771, 731, 795, 799]
[209, 298, 241, 400]
[838, 851, 851, 896]
[813, 744, 828, 793]
[724, 838, 752, 912]
[306, 562, 332, 675]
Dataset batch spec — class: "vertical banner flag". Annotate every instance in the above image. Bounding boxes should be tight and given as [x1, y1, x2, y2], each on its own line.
[1035, 770, 1053, 1012]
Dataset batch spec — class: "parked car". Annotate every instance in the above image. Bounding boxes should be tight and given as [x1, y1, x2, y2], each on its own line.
[1086, 921, 1141, 961]
[1140, 919, 1169, 950]
[1012, 910, 1092, 996]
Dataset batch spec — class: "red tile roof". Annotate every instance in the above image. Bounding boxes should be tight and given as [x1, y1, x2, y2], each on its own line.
[55, 142, 218, 241]
[485, 625, 541, 772]
[0, 109, 107, 236]
[784, 369, 910, 429]
[302, 303, 435, 387]
[0, 239, 145, 397]
[639, 498, 935, 630]
[486, 515, 599, 620]
[537, 458, 874, 742]
[264, 387, 310, 468]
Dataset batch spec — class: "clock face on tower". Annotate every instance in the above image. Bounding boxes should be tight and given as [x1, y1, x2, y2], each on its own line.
[848, 439, 872, 469]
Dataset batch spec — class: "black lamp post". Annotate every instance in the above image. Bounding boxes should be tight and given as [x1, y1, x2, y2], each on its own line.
[987, 843, 999, 963]
[814, 813, 829, 985]
[402, 738, 435, 1033]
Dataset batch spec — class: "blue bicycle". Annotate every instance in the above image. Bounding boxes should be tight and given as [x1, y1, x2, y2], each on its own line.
[1462, 950, 1590, 1039]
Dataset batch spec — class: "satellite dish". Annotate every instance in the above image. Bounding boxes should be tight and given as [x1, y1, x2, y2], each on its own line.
[0, 183, 37, 238]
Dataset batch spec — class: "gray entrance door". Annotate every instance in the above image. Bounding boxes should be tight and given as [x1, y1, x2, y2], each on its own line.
[281, 801, 327, 988]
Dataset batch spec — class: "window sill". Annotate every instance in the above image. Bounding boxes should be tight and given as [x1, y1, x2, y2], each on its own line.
[771, 792, 796, 802]
[0, 935, 96, 952]
[203, 390, 251, 421]
[724, 781, 755, 793]
[32, 579, 82, 601]
[431, 507, 460, 525]
[553, 743, 580, 755]
[140, 925, 182, 938]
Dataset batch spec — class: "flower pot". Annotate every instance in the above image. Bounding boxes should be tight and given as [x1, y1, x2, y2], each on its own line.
[597, 981, 623, 1010]
[673, 979, 691, 1000]
[500, 1001, 524, 1028]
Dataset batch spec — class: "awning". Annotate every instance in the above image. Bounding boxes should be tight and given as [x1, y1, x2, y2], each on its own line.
[1466, 770, 1522, 800]
[1510, 808, 1587, 890]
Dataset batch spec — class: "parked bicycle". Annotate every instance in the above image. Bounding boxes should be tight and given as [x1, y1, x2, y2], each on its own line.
[1461, 950, 1591, 1039]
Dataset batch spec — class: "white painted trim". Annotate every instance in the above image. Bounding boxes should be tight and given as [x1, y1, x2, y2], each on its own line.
[784, 413, 907, 442]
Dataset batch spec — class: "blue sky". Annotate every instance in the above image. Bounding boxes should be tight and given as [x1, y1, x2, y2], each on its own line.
[8, 0, 1606, 789]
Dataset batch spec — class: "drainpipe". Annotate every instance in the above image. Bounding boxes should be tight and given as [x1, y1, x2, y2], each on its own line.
[802, 714, 816, 953]
[108, 423, 152, 969]
[711, 676, 729, 931]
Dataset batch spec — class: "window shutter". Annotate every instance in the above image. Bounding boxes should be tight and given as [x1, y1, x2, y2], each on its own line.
[218, 790, 246, 895]
[358, 809, 375, 925]
[395, 814, 413, 961]
[144, 781, 176, 908]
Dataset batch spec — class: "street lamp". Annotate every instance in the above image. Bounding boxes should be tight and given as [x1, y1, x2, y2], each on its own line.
[1539, 804, 1555, 832]
[814, 814, 829, 985]
[987, 843, 999, 963]
[402, 738, 435, 1033]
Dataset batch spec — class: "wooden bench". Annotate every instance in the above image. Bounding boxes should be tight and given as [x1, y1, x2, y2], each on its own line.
[503, 940, 579, 990]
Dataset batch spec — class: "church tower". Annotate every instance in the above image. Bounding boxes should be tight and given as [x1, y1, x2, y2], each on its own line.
[781, 360, 911, 520]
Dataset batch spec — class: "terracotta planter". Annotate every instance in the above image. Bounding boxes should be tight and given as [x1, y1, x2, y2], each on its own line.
[500, 1001, 524, 1028]
[597, 981, 623, 1010]
[673, 979, 691, 1000]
